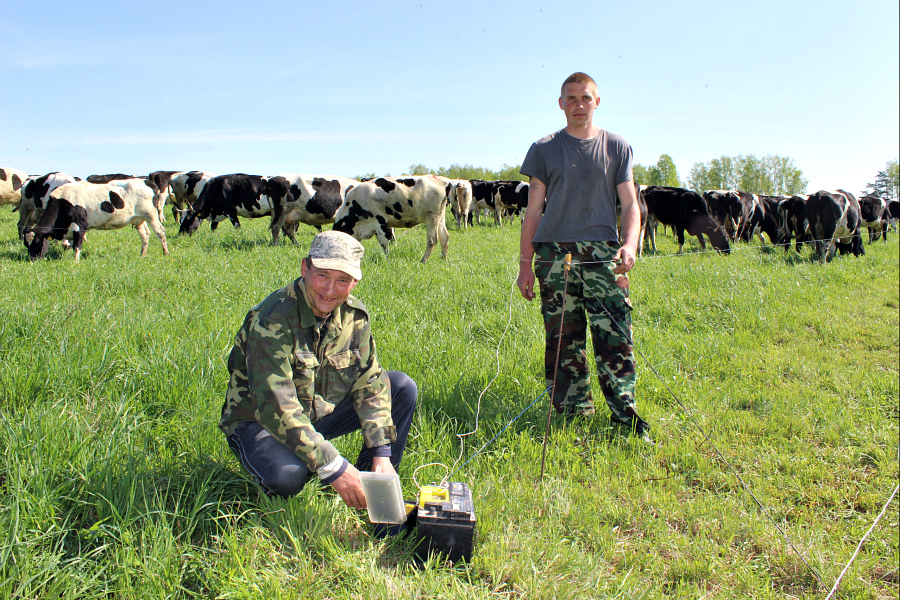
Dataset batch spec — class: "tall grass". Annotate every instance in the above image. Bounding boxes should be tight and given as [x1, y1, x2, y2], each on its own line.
[0, 209, 896, 599]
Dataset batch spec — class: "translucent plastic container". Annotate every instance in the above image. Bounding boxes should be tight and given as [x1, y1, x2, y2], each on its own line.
[359, 471, 406, 524]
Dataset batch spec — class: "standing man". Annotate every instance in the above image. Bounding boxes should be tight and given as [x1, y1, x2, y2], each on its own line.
[220, 230, 418, 508]
[517, 72, 650, 440]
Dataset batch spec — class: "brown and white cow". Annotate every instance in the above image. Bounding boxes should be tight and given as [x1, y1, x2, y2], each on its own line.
[0, 167, 29, 206]
[24, 179, 169, 261]
[333, 175, 450, 263]
[447, 179, 473, 230]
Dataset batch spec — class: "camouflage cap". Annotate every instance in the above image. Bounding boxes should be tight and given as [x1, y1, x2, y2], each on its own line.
[308, 230, 364, 280]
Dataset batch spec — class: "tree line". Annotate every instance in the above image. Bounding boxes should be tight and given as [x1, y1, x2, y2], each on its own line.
[369, 156, 898, 200]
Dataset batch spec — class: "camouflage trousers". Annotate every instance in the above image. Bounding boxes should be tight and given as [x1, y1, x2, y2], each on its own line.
[534, 241, 637, 418]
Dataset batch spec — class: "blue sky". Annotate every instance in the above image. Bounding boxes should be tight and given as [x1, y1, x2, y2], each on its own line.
[2, 0, 897, 196]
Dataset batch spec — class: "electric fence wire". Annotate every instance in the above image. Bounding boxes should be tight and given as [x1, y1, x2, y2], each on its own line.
[439, 278, 522, 486]
[565, 263, 840, 593]
[823, 483, 900, 600]
[521, 230, 882, 264]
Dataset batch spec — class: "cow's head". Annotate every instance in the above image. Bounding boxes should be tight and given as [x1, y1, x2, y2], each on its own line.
[686, 215, 731, 254]
[179, 211, 202, 235]
[23, 227, 51, 261]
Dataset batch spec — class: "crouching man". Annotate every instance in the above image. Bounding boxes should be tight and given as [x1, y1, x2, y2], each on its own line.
[220, 230, 417, 508]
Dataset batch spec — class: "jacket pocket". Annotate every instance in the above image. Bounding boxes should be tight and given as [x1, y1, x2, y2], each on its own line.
[292, 350, 319, 418]
[324, 350, 361, 405]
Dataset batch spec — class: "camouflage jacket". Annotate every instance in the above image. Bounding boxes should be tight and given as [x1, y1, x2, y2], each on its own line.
[219, 277, 395, 471]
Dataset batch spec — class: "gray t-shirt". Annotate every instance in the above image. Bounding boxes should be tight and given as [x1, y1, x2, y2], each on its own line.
[520, 128, 633, 243]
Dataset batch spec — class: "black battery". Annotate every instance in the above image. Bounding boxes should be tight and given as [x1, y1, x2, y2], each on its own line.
[414, 481, 476, 563]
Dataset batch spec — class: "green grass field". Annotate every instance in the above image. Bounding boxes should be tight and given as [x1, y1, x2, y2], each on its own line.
[0, 209, 897, 599]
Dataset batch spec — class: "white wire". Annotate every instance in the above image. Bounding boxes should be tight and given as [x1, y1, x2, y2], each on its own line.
[439, 276, 518, 486]
[824, 483, 900, 600]
[412, 462, 449, 492]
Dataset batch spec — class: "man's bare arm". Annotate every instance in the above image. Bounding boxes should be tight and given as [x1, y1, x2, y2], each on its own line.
[614, 180, 640, 275]
[517, 177, 546, 300]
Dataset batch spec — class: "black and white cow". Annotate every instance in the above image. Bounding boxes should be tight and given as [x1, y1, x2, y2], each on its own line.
[168, 171, 214, 223]
[703, 190, 763, 242]
[777, 195, 810, 252]
[146, 170, 181, 222]
[178, 174, 273, 235]
[267, 174, 358, 244]
[87, 173, 175, 223]
[0, 167, 29, 206]
[737, 192, 768, 243]
[888, 200, 899, 230]
[447, 179, 473, 230]
[493, 180, 529, 224]
[858, 195, 890, 242]
[754, 195, 789, 246]
[16, 172, 80, 239]
[641, 186, 730, 254]
[703, 190, 744, 241]
[24, 179, 169, 261]
[805, 189, 864, 261]
[333, 175, 450, 263]
[469, 179, 498, 225]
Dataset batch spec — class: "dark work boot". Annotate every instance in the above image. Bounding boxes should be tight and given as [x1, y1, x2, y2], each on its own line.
[611, 408, 653, 444]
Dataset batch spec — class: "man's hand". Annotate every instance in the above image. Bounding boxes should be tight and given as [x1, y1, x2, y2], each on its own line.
[330, 464, 367, 509]
[517, 264, 536, 300]
[613, 245, 636, 275]
[370, 456, 396, 476]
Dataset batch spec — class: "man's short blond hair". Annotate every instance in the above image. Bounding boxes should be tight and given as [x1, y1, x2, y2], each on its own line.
[560, 72, 598, 97]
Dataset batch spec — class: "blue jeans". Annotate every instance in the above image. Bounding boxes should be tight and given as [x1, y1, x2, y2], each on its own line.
[226, 371, 417, 497]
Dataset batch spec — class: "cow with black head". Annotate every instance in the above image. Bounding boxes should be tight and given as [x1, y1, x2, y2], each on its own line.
[642, 186, 730, 254]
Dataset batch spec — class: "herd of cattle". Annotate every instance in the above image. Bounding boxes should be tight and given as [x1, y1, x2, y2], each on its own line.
[1, 167, 897, 264]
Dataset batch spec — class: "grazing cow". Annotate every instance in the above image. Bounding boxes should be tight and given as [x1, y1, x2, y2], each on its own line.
[703, 190, 744, 241]
[24, 179, 169, 261]
[333, 175, 450, 263]
[805, 189, 864, 261]
[469, 179, 498, 224]
[736, 192, 769, 242]
[169, 171, 214, 222]
[755, 195, 789, 246]
[858, 195, 890, 242]
[448, 179, 473, 230]
[87, 172, 174, 223]
[493, 180, 529, 224]
[641, 186, 730, 254]
[703, 190, 763, 242]
[267, 174, 358, 244]
[888, 200, 899, 228]
[1, 167, 29, 206]
[178, 174, 274, 235]
[778, 195, 810, 252]
[16, 172, 80, 238]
